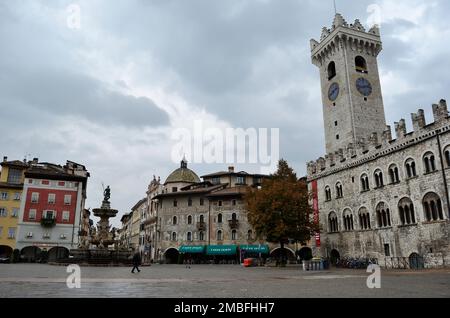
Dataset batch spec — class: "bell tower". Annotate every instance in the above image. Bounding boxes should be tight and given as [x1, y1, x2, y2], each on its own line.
[311, 14, 386, 154]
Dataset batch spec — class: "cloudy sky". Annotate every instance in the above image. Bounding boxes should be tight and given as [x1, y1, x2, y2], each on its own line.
[1, 0, 449, 226]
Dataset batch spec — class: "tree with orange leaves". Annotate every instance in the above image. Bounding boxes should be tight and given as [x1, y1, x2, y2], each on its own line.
[246, 159, 317, 266]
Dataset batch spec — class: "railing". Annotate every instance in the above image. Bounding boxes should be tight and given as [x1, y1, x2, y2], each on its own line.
[335, 257, 379, 269]
[382, 257, 424, 270]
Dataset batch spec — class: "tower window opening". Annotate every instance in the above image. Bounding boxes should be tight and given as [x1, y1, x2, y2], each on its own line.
[355, 56, 368, 73]
[328, 61, 336, 80]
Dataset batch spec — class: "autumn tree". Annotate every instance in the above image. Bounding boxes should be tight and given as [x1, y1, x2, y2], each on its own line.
[246, 159, 317, 265]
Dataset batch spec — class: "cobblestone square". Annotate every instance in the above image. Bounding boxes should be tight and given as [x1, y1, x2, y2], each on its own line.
[0, 264, 448, 298]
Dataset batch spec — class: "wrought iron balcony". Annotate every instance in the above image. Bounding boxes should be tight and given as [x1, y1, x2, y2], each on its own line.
[40, 216, 56, 228]
[228, 219, 239, 229]
[197, 221, 207, 231]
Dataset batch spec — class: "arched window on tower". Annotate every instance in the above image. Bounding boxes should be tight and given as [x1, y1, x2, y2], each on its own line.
[335, 182, 343, 198]
[423, 152, 437, 174]
[374, 169, 384, 188]
[423, 192, 445, 221]
[360, 174, 369, 192]
[328, 212, 339, 233]
[376, 202, 391, 228]
[405, 158, 417, 178]
[325, 186, 332, 201]
[358, 207, 371, 230]
[355, 56, 368, 73]
[328, 61, 336, 80]
[343, 209, 354, 231]
[398, 197, 416, 226]
[172, 216, 177, 225]
[389, 164, 400, 184]
[445, 147, 450, 167]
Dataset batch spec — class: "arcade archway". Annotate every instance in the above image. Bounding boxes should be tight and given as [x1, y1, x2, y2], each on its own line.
[164, 248, 180, 264]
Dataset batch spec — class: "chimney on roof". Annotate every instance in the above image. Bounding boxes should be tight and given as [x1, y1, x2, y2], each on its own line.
[3, 156, 7, 162]
[228, 166, 235, 173]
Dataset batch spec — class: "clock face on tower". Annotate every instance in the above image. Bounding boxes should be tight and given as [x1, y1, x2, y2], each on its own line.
[328, 82, 339, 101]
[356, 77, 372, 96]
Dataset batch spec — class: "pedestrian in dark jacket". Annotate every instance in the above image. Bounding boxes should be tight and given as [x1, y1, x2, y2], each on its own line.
[131, 251, 141, 273]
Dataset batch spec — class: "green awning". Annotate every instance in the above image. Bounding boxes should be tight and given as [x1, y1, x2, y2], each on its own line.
[206, 245, 237, 256]
[179, 246, 206, 254]
[239, 245, 269, 254]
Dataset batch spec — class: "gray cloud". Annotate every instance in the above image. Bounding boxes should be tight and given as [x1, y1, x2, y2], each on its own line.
[1, 0, 449, 222]
[0, 67, 169, 128]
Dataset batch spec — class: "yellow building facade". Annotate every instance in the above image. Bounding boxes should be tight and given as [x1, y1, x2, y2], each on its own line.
[0, 157, 28, 256]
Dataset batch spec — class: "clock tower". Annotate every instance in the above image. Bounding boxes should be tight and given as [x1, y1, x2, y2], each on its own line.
[311, 14, 387, 155]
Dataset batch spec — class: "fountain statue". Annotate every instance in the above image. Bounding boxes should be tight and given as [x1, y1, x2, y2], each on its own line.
[64, 186, 133, 265]
[87, 185, 118, 248]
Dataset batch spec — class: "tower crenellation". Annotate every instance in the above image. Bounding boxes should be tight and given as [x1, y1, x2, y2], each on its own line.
[432, 99, 448, 123]
[307, 99, 449, 180]
[411, 109, 426, 131]
[394, 119, 407, 140]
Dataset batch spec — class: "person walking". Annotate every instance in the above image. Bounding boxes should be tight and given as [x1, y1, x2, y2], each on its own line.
[131, 251, 141, 273]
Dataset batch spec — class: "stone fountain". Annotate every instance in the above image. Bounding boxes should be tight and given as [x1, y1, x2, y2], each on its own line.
[66, 186, 133, 265]
[91, 186, 117, 249]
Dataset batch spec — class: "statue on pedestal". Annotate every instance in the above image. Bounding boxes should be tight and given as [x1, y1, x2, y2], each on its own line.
[103, 185, 111, 202]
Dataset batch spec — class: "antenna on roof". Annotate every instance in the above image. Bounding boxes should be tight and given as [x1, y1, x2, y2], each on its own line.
[333, 0, 337, 15]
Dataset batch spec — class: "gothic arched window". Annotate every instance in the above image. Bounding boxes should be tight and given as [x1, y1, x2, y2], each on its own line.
[325, 186, 332, 201]
[405, 158, 417, 178]
[374, 169, 384, 188]
[423, 152, 437, 174]
[398, 197, 416, 225]
[389, 164, 400, 184]
[360, 174, 369, 192]
[423, 192, 445, 221]
[335, 182, 343, 198]
[376, 202, 391, 228]
[343, 209, 354, 231]
[328, 212, 339, 233]
[358, 207, 371, 230]
[445, 147, 450, 167]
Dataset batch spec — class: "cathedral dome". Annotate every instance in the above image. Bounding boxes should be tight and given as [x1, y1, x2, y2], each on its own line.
[165, 159, 200, 184]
